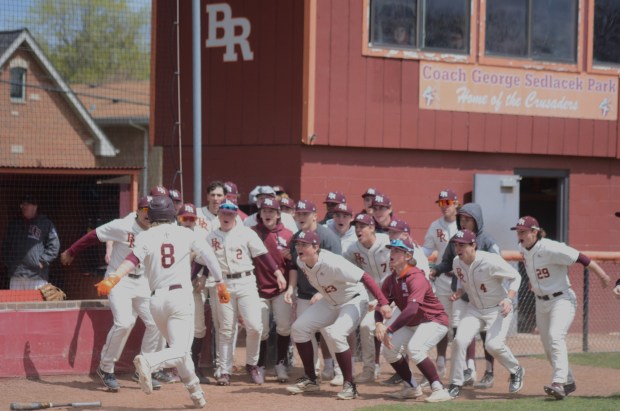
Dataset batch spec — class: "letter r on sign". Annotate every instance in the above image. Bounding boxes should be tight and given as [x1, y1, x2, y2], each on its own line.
[206, 3, 254, 62]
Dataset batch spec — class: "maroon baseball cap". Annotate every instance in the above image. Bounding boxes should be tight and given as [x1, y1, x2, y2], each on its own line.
[279, 197, 295, 209]
[224, 181, 239, 196]
[296, 199, 317, 213]
[169, 189, 182, 202]
[150, 185, 169, 197]
[352, 213, 375, 226]
[361, 187, 382, 198]
[371, 194, 392, 208]
[451, 229, 477, 244]
[138, 196, 152, 208]
[177, 203, 197, 218]
[510, 216, 541, 231]
[261, 197, 280, 210]
[324, 191, 347, 204]
[386, 238, 415, 253]
[333, 202, 353, 216]
[387, 219, 410, 233]
[435, 189, 458, 203]
[293, 230, 320, 245]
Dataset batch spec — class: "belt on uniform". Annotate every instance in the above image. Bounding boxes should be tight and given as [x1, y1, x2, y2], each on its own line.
[151, 284, 182, 296]
[537, 291, 563, 301]
[226, 271, 252, 279]
[128, 274, 141, 279]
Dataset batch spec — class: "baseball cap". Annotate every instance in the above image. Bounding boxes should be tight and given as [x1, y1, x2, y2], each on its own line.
[293, 230, 320, 245]
[296, 199, 317, 213]
[150, 185, 169, 197]
[169, 189, 182, 202]
[279, 197, 295, 210]
[361, 187, 382, 198]
[272, 185, 287, 195]
[256, 185, 276, 197]
[21, 195, 37, 205]
[371, 194, 392, 208]
[224, 181, 239, 196]
[387, 219, 410, 233]
[386, 238, 415, 253]
[219, 200, 239, 213]
[261, 197, 280, 211]
[333, 202, 353, 216]
[510, 216, 541, 231]
[451, 229, 476, 244]
[324, 191, 347, 204]
[435, 189, 458, 203]
[177, 203, 197, 218]
[138, 196, 152, 209]
[352, 213, 375, 226]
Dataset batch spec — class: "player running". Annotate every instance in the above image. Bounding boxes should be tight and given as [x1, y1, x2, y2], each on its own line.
[511, 216, 610, 399]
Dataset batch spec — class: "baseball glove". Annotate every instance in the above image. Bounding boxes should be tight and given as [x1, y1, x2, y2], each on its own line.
[40, 283, 67, 301]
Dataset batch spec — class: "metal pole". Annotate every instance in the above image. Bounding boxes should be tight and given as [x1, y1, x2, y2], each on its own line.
[582, 267, 589, 352]
[192, 0, 202, 207]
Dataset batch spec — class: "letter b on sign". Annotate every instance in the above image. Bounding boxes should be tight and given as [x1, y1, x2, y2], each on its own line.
[206, 3, 254, 62]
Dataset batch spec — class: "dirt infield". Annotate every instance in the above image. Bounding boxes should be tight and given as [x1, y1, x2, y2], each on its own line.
[1, 355, 618, 411]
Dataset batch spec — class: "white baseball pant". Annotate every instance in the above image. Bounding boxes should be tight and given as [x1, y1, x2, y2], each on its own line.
[383, 321, 448, 364]
[259, 293, 292, 340]
[296, 298, 321, 372]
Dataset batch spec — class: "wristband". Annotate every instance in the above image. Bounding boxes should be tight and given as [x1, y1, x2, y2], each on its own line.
[616, 279, 620, 287]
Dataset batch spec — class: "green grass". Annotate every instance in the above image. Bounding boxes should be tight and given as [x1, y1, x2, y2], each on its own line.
[531, 352, 620, 369]
[358, 395, 620, 411]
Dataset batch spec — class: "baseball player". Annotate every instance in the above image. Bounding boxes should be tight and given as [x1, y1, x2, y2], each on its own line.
[319, 191, 347, 224]
[375, 238, 452, 403]
[94, 195, 226, 409]
[370, 194, 393, 233]
[169, 189, 184, 212]
[421, 189, 460, 378]
[386, 219, 431, 277]
[324, 202, 357, 251]
[284, 199, 343, 385]
[511, 216, 610, 399]
[431, 202, 500, 388]
[279, 197, 296, 215]
[251, 197, 294, 382]
[360, 187, 382, 214]
[446, 229, 524, 399]
[285, 230, 392, 400]
[207, 200, 286, 386]
[59, 196, 162, 392]
[343, 213, 391, 383]
[244, 185, 298, 232]
[224, 181, 248, 221]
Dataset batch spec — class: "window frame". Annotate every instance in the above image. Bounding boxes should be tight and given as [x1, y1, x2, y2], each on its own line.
[9, 66, 27, 103]
[362, 0, 477, 64]
[479, 0, 584, 73]
[587, 0, 620, 75]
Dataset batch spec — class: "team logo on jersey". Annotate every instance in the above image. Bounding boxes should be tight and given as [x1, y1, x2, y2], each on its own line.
[211, 238, 222, 251]
[323, 285, 337, 293]
[456, 267, 465, 282]
[401, 281, 409, 297]
[353, 252, 367, 266]
[27, 225, 42, 241]
[436, 229, 446, 242]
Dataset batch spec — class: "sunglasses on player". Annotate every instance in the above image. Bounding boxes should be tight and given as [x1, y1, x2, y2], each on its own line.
[179, 216, 196, 223]
[438, 200, 455, 207]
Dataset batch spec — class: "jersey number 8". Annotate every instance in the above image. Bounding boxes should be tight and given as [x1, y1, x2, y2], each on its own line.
[161, 243, 175, 268]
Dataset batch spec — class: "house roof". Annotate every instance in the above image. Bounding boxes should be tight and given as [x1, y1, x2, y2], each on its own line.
[71, 81, 150, 126]
[0, 28, 117, 157]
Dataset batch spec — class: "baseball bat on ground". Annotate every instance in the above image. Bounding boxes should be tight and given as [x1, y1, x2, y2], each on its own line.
[10, 401, 101, 410]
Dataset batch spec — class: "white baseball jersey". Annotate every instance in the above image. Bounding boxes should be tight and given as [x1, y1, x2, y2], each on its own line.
[96, 217, 145, 277]
[244, 211, 298, 233]
[132, 223, 223, 291]
[325, 219, 357, 251]
[196, 207, 244, 232]
[296, 249, 368, 307]
[344, 233, 391, 284]
[453, 250, 521, 310]
[519, 238, 578, 296]
[411, 244, 431, 278]
[424, 217, 458, 295]
[206, 223, 267, 275]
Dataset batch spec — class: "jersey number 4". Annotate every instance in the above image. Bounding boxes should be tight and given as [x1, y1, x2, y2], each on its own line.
[161, 243, 175, 268]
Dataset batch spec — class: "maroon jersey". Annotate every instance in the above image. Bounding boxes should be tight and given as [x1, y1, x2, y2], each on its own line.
[252, 220, 293, 299]
[381, 265, 449, 330]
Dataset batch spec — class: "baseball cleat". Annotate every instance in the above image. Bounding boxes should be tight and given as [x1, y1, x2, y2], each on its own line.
[386, 382, 423, 399]
[447, 384, 461, 399]
[97, 367, 120, 392]
[544, 383, 566, 400]
[474, 371, 494, 389]
[286, 376, 320, 394]
[336, 381, 359, 400]
[246, 364, 264, 385]
[425, 387, 453, 403]
[275, 361, 289, 383]
[564, 381, 576, 395]
[132, 372, 161, 390]
[508, 366, 525, 393]
[190, 391, 207, 408]
[380, 373, 403, 386]
[152, 370, 177, 384]
[353, 369, 375, 384]
[133, 355, 153, 395]
[330, 373, 344, 386]
[419, 377, 430, 389]
[462, 368, 475, 386]
[216, 373, 230, 386]
[195, 368, 210, 385]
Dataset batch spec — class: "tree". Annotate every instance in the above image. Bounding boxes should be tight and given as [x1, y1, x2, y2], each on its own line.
[25, 0, 150, 83]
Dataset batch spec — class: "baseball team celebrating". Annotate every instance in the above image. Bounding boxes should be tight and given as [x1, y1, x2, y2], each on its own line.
[59, 181, 616, 408]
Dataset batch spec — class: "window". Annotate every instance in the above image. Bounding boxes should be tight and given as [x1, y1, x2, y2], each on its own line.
[369, 0, 470, 54]
[485, 0, 578, 63]
[10, 67, 26, 101]
[593, 0, 620, 65]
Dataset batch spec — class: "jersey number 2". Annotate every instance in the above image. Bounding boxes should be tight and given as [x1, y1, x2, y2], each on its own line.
[161, 243, 175, 268]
